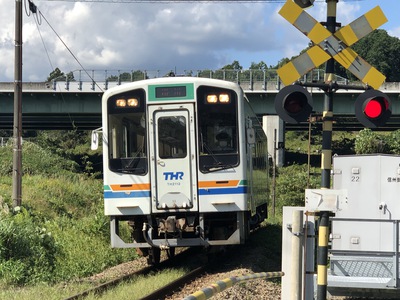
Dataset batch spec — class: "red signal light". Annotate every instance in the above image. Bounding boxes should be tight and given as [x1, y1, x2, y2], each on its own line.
[364, 99, 382, 118]
[363, 97, 389, 119]
[355, 90, 391, 128]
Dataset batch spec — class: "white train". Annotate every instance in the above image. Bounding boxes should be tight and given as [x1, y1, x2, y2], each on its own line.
[95, 77, 268, 264]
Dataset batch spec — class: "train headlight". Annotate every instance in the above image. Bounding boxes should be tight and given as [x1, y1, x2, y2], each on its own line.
[116, 99, 127, 107]
[206, 93, 230, 104]
[206, 94, 218, 104]
[219, 93, 230, 103]
[127, 98, 139, 107]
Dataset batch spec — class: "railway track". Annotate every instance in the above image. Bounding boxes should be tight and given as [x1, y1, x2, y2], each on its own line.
[139, 266, 207, 300]
[64, 264, 155, 300]
[64, 248, 207, 300]
[64, 225, 282, 300]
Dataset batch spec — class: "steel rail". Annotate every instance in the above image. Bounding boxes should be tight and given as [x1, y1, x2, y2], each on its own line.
[64, 265, 155, 300]
[140, 266, 207, 300]
[64, 248, 198, 300]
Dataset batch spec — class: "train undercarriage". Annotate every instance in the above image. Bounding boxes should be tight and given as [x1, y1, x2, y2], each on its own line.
[110, 204, 267, 264]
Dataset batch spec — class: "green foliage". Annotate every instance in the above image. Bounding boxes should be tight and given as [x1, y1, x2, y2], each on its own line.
[274, 164, 320, 214]
[0, 141, 78, 177]
[21, 174, 102, 219]
[351, 30, 400, 82]
[0, 208, 58, 285]
[335, 30, 400, 81]
[47, 68, 74, 82]
[0, 207, 134, 285]
[221, 60, 242, 70]
[354, 129, 390, 154]
[274, 57, 290, 69]
[388, 130, 400, 154]
[332, 132, 355, 155]
[36, 130, 89, 157]
[354, 129, 400, 155]
[250, 61, 268, 70]
[285, 130, 356, 157]
[47, 217, 134, 281]
[276, 29, 400, 82]
[106, 71, 148, 82]
[0, 134, 135, 287]
[35, 130, 102, 177]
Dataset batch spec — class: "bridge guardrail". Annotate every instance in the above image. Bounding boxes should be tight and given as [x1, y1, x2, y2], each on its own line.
[4, 69, 398, 93]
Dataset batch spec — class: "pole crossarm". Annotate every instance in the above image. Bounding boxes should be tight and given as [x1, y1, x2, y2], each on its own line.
[295, 81, 371, 92]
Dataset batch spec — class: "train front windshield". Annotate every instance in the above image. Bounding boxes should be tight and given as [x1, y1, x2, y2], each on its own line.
[106, 84, 240, 175]
[197, 86, 239, 173]
[107, 89, 147, 175]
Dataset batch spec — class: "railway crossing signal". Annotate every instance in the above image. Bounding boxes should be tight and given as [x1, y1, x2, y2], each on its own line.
[355, 90, 392, 128]
[277, 1, 388, 89]
[293, 0, 314, 9]
[275, 0, 392, 128]
[276, 3, 391, 300]
[274, 85, 312, 123]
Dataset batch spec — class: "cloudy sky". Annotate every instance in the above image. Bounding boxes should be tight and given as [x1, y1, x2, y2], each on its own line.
[1, 0, 400, 82]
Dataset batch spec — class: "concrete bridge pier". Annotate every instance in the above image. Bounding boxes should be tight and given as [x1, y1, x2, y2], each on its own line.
[263, 115, 284, 167]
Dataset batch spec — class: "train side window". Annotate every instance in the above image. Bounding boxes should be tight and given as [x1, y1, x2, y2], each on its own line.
[197, 85, 239, 173]
[107, 89, 147, 175]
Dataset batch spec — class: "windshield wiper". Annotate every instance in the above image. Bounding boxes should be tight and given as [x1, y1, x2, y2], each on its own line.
[203, 162, 233, 173]
[117, 167, 146, 174]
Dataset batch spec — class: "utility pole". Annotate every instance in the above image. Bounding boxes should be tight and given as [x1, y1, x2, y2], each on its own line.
[13, 0, 23, 209]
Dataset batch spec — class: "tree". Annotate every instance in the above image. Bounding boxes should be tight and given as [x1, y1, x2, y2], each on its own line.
[250, 61, 268, 70]
[222, 60, 242, 70]
[273, 57, 290, 69]
[47, 68, 74, 82]
[107, 70, 147, 82]
[388, 130, 400, 154]
[354, 129, 390, 154]
[120, 72, 131, 81]
[132, 70, 147, 81]
[47, 68, 64, 81]
[66, 72, 75, 81]
[351, 30, 400, 82]
[274, 29, 400, 82]
[197, 69, 213, 78]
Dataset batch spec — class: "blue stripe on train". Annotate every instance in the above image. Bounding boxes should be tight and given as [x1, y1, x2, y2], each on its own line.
[198, 187, 247, 195]
[104, 191, 151, 198]
[105, 187, 246, 198]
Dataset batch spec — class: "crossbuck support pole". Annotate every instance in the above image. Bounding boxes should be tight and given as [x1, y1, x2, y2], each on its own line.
[318, 1, 338, 300]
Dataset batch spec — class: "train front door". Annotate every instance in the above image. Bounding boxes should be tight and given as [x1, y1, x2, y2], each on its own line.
[148, 104, 198, 212]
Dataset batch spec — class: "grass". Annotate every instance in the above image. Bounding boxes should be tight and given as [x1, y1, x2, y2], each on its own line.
[0, 140, 135, 289]
[0, 129, 345, 298]
[0, 269, 187, 300]
[85, 269, 188, 300]
[0, 282, 94, 300]
[285, 130, 357, 156]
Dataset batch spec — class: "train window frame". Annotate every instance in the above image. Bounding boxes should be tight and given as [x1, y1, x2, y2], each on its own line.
[107, 89, 148, 175]
[197, 85, 240, 173]
[157, 115, 188, 159]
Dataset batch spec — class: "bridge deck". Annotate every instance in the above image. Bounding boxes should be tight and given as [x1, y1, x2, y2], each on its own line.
[1, 77, 400, 130]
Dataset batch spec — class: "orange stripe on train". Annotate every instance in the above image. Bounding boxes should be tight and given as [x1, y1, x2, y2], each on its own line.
[198, 180, 239, 188]
[110, 183, 151, 191]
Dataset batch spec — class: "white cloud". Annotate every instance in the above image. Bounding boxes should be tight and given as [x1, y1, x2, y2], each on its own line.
[388, 27, 400, 39]
[1, 0, 399, 82]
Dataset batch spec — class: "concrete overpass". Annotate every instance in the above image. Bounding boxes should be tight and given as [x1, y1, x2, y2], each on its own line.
[1, 70, 400, 130]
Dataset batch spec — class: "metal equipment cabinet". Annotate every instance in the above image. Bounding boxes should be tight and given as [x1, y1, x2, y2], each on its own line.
[328, 155, 400, 298]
